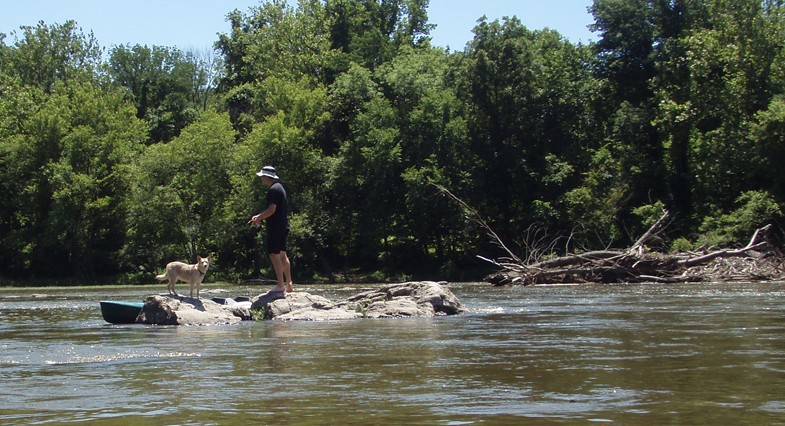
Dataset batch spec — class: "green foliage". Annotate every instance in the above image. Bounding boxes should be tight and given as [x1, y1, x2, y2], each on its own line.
[631, 202, 667, 229]
[751, 94, 785, 199]
[456, 16, 605, 247]
[561, 145, 625, 244]
[253, 76, 331, 134]
[590, 0, 655, 103]
[650, 0, 785, 226]
[326, 0, 433, 70]
[107, 44, 213, 143]
[249, 308, 266, 320]
[0, 77, 145, 278]
[1, 20, 102, 92]
[216, 0, 337, 88]
[670, 237, 694, 253]
[124, 112, 235, 275]
[697, 191, 783, 248]
[4, 0, 785, 283]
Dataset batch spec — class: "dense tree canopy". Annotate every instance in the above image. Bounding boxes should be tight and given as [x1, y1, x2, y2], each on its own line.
[107, 44, 215, 143]
[1, 0, 784, 284]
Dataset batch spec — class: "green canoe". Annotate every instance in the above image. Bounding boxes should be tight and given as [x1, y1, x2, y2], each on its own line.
[100, 301, 144, 324]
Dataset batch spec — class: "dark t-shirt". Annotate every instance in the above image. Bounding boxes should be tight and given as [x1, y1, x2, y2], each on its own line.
[265, 181, 289, 231]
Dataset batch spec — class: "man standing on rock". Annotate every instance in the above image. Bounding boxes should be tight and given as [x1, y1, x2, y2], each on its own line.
[248, 165, 293, 293]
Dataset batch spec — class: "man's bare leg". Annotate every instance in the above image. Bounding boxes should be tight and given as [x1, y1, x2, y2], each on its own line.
[268, 253, 286, 292]
[281, 250, 293, 292]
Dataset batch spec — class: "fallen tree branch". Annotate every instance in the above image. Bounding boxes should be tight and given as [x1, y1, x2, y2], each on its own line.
[532, 250, 623, 269]
[435, 184, 521, 263]
[678, 241, 768, 267]
[629, 209, 670, 255]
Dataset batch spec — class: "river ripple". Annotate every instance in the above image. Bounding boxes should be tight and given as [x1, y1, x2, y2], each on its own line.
[1, 281, 784, 424]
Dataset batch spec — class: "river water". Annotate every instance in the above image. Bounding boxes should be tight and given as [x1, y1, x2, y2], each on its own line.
[1, 281, 785, 425]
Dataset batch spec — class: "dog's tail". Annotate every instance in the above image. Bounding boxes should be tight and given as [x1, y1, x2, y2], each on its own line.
[155, 273, 167, 281]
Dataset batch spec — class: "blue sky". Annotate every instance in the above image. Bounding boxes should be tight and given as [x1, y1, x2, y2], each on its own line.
[0, 0, 596, 53]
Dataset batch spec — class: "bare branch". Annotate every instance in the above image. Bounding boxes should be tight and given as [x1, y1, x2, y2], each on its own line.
[629, 209, 670, 255]
[434, 184, 521, 263]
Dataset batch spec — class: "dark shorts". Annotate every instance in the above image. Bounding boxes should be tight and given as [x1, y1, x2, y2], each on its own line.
[266, 227, 289, 254]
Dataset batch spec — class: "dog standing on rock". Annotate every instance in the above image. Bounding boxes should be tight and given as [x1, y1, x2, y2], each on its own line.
[155, 256, 210, 299]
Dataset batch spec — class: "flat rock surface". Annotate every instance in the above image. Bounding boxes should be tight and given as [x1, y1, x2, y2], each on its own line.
[252, 281, 466, 321]
[137, 295, 251, 325]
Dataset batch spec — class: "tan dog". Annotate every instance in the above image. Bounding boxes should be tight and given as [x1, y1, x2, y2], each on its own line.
[155, 256, 210, 299]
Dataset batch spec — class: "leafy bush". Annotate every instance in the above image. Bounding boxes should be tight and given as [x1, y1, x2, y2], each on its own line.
[697, 191, 782, 248]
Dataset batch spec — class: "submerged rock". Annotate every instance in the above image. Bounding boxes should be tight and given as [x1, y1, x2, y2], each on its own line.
[140, 281, 465, 325]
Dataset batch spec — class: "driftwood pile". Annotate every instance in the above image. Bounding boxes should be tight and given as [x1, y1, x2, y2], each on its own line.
[481, 211, 784, 286]
[433, 185, 785, 285]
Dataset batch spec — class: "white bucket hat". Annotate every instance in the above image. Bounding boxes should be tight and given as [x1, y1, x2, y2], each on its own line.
[256, 165, 279, 179]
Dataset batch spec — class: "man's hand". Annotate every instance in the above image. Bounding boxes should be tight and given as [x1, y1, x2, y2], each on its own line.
[248, 214, 262, 225]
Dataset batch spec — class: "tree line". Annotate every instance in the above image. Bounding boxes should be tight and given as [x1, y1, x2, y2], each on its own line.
[1, 0, 784, 284]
